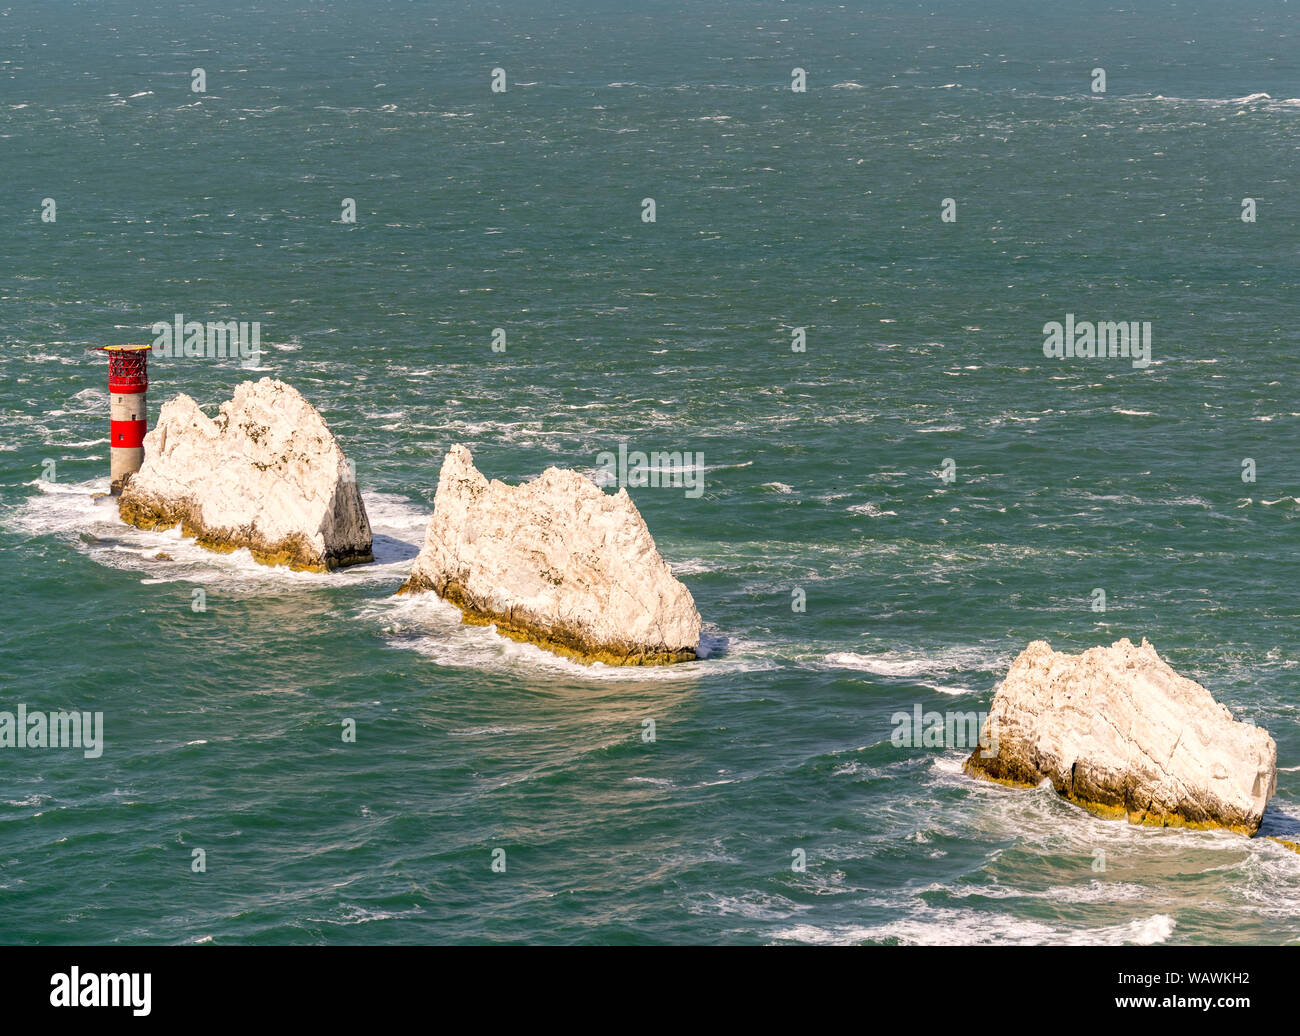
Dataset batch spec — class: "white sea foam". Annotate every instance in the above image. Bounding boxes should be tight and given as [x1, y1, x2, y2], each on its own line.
[1144, 91, 1300, 111]
[5, 794, 51, 808]
[824, 647, 993, 696]
[930, 754, 969, 777]
[689, 890, 811, 922]
[772, 909, 1176, 946]
[824, 645, 1005, 684]
[923, 879, 1151, 904]
[367, 593, 770, 681]
[846, 501, 897, 518]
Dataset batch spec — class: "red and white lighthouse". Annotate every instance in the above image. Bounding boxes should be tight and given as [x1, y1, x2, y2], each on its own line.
[96, 344, 151, 493]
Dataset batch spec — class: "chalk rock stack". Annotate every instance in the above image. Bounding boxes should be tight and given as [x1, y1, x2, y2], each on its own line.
[399, 445, 701, 665]
[965, 638, 1277, 834]
[972, 639, 1274, 831]
[118, 378, 373, 571]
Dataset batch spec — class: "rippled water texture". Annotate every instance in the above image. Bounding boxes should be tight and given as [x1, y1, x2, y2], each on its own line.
[2, 0, 1298, 944]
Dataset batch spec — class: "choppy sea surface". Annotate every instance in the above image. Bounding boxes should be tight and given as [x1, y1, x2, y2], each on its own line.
[2, 0, 1299, 944]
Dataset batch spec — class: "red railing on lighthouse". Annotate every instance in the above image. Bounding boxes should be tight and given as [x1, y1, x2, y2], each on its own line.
[102, 345, 150, 393]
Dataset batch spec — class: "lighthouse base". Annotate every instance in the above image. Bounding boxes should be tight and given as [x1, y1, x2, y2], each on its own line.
[110, 446, 144, 494]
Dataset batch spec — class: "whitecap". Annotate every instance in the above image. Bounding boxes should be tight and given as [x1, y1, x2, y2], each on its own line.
[846, 501, 897, 518]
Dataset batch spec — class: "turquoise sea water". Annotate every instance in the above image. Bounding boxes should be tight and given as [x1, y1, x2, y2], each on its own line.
[3, 0, 1299, 944]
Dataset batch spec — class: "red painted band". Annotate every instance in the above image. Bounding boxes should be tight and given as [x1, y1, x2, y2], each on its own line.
[110, 420, 147, 448]
[108, 382, 148, 394]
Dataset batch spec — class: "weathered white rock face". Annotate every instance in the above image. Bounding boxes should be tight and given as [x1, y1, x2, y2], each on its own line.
[399, 445, 702, 665]
[118, 378, 372, 571]
[965, 638, 1277, 835]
